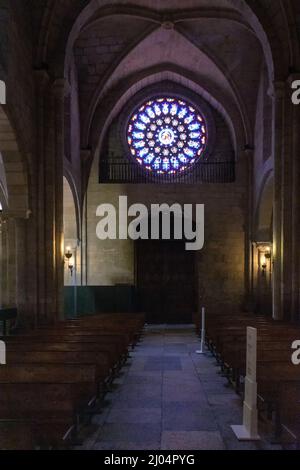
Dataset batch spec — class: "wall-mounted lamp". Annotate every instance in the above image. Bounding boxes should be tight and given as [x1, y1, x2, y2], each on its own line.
[261, 254, 267, 274]
[264, 246, 272, 260]
[257, 244, 272, 276]
[65, 246, 74, 276]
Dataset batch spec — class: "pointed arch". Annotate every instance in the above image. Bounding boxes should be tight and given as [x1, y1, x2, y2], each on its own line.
[0, 105, 29, 216]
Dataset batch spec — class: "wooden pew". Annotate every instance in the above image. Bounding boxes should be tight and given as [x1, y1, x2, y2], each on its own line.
[220, 339, 294, 392]
[34, 327, 130, 350]
[0, 363, 97, 448]
[278, 381, 300, 448]
[5, 341, 117, 370]
[196, 309, 300, 444]
[0, 312, 145, 448]
[43, 313, 145, 344]
[0, 420, 35, 450]
[6, 350, 111, 387]
[2, 334, 126, 363]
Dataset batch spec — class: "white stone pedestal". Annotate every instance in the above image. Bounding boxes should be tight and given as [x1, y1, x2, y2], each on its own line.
[231, 425, 260, 441]
[0, 340, 6, 364]
[231, 392, 260, 440]
[231, 327, 260, 441]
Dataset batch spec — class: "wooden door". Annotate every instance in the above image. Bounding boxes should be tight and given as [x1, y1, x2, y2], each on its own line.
[136, 239, 196, 323]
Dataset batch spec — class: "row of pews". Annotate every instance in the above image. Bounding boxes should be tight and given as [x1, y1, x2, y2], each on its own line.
[0, 313, 145, 449]
[194, 311, 300, 448]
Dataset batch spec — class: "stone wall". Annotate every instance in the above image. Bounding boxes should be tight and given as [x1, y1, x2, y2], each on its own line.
[84, 156, 247, 314]
[82, 93, 247, 314]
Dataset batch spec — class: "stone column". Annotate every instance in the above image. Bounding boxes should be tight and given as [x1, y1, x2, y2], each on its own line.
[0, 214, 18, 309]
[34, 70, 49, 326]
[52, 79, 65, 321]
[81, 149, 91, 287]
[272, 82, 285, 320]
[5, 217, 16, 307]
[0, 216, 9, 307]
[244, 147, 254, 310]
[33, 73, 66, 325]
[289, 75, 300, 321]
[0, 217, 2, 306]
[15, 216, 32, 328]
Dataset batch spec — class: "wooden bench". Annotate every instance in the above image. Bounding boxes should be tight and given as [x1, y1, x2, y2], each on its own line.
[277, 381, 300, 447]
[0, 363, 97, 448]
[0, 312, 145, 449]
[6, 350, 111, 390]
[196, 309, 300, 445]
[0, 420, 35, 450]
[5, 340, 116, 367]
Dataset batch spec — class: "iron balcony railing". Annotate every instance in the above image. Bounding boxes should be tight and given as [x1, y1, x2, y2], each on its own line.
[99, 158, 235, 184]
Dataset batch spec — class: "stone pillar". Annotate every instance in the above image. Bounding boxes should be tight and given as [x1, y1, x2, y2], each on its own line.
[289, 75, 300, 321]
[15, 216, 32, 328]
[0, 217, 9, 307]
[81, 149, 91, 287]
[271, 79, 298, 321]
[272, 82, 285, 320]
[6, 218, 16, 307]
[244, 148, 254, 310]
[34, 70, 49, 326]
[33, 73, 66, 325]
[0, 214, 18, 309]
[53, 79, 65, 321]
[0, 217, 2, 306]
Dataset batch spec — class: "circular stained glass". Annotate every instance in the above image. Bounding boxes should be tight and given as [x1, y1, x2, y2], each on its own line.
[126, 97, 207, 175]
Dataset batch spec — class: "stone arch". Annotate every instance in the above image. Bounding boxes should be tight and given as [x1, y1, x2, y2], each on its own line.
[80, 26, 253, 148]
[85, 67, 246, 189]
[0, 105, 29, 216]
[63, 170, 81, 242]
[36, 1, 292, 83]
[227, 0, 290, 82]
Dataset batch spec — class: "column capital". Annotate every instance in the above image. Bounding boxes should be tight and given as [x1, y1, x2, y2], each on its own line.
[0, 209, 31, 221]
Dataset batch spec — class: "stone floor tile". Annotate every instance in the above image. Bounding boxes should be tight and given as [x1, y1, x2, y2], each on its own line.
[107, 408, 162, 424]
[161, 431, 225, 450]
[97, 423, 161, 445]
[78, 325, 276, 451]
[162, 402, 218, 432]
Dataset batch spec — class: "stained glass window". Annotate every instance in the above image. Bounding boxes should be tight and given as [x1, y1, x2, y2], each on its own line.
[126, 97, 207, 175]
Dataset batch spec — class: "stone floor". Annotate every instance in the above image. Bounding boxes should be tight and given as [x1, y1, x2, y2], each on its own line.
[79, 325, 281, 451]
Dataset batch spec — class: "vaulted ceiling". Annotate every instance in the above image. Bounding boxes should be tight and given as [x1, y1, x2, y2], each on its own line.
[26, 0, 300, 152]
